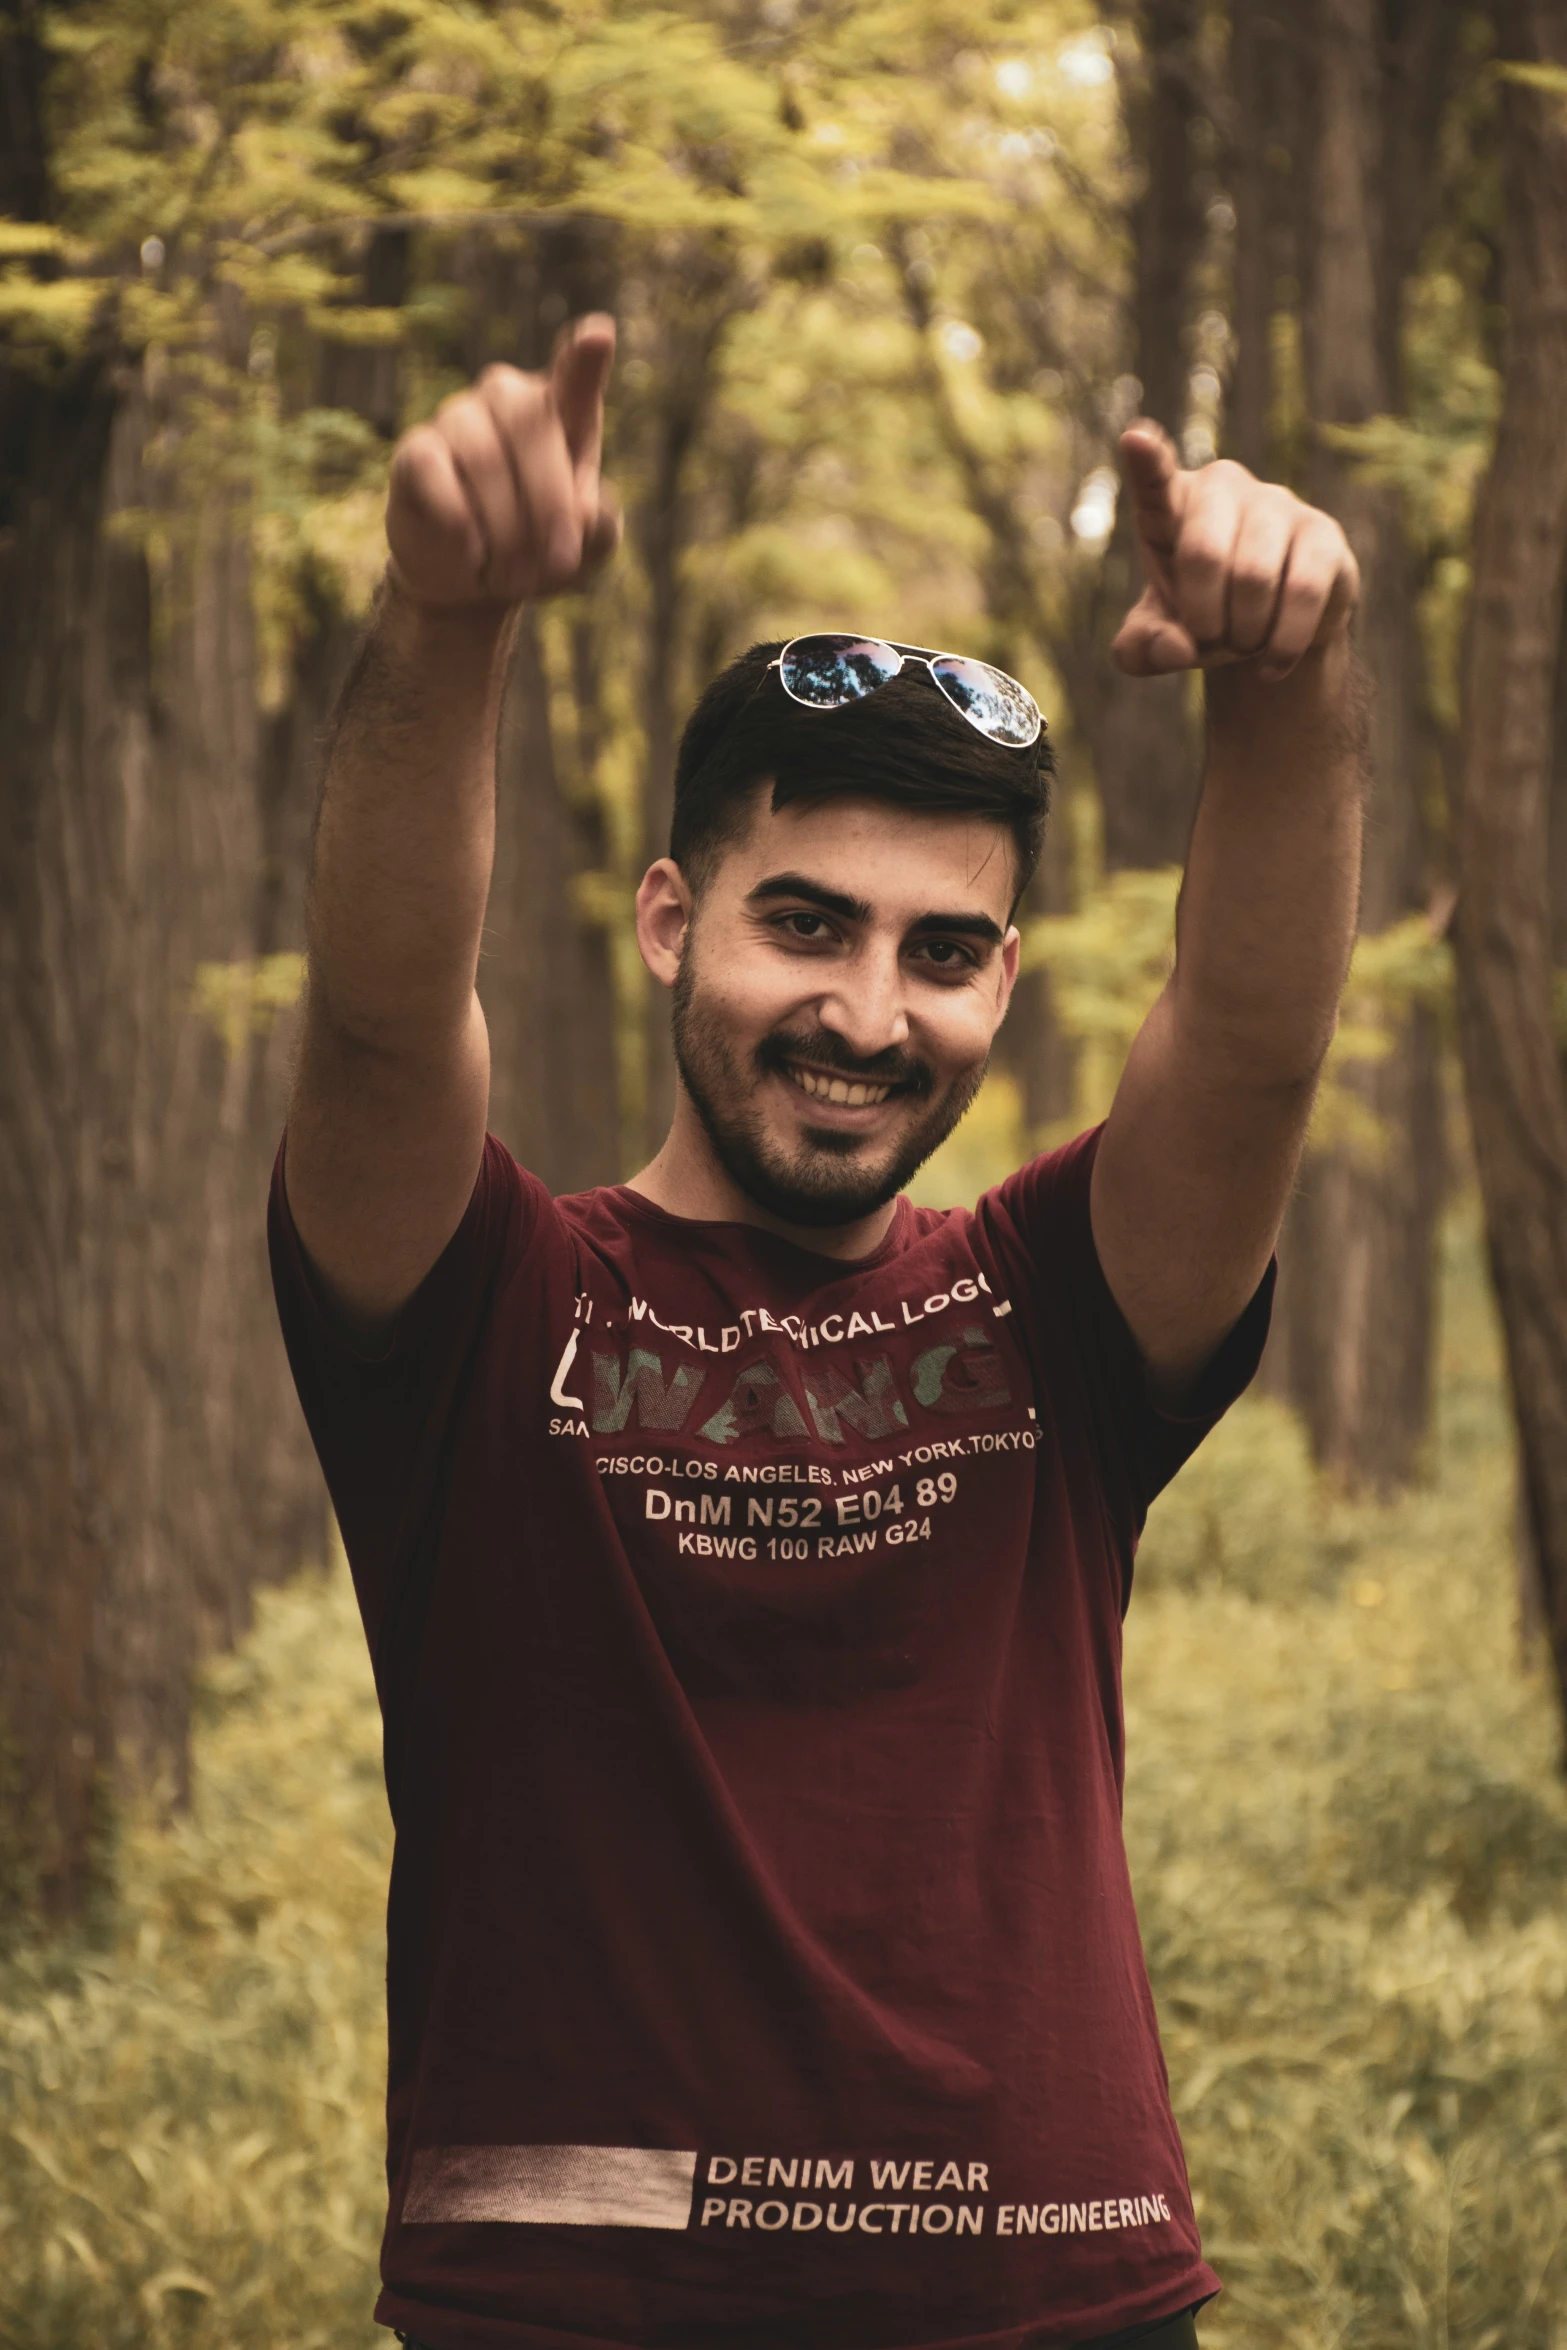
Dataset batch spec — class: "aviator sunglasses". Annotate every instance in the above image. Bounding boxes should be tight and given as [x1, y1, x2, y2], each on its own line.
[769, 632, 1044, 749]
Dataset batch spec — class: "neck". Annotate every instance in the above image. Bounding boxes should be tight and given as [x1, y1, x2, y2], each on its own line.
[626, 1088, 902, 1261]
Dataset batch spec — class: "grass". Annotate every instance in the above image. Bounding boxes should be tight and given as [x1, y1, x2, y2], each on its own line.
[0, 1575, 391, 2349]
[1, 1173, 1563, 2347]
[1128, 1202, 1567, 2349]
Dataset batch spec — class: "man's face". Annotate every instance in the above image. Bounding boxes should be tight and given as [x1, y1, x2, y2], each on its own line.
[661, 789, 1021, 1228]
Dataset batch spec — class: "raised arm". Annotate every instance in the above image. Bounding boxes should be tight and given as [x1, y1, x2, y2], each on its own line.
[284, 317, 621, 1343]
[1090, 424, 1367, 1400]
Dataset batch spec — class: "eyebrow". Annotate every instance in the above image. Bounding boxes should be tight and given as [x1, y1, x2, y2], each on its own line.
[747, 873, 872, 922]
[746, 872, 1005, 948]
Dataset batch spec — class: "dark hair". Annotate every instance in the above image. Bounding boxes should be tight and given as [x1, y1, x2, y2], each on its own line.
[669, 640, 1054, 908]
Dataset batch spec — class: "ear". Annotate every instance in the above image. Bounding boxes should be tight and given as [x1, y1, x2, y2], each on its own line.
[994, 926, 1022, 1028]
[636, 857, 693, 988]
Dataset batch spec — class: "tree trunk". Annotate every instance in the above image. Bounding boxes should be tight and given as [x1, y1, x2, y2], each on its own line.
[1449, 0, 1567, 1741]
[1550, 572, 1567, 995]
[1260, 0, 1454, 1493]
[484, 608, 621, 1189]
[447, 222, 623, 1189]
[1090, 0, 1206, 875]
[0, 364, 324, 1915]
[0, 16, 334, 1913]
[631, 249, 753, 1156]
[1224, 1, 1291, 477]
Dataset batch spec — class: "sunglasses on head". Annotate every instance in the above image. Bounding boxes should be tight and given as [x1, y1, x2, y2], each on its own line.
[768, 632, 1044, 749]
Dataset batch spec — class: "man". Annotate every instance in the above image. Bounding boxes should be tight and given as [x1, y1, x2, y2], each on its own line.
[270, 313, 1362, 2350]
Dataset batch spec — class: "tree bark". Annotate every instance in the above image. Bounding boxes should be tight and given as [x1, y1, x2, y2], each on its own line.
[1449, 0, 1567, 1739]
[1261, 0, 1456, 1494]
[0, 14, 329, 1911]
[1224, 2, 1292, 477]
[1550, 575, 1567, 994]
[1090, 0, 1207, 875]
[484, 608, 621, 1190]
[630, 247, 754, 1155]
[0, 363, 326, 1914]
[446, 221, 623, 1189]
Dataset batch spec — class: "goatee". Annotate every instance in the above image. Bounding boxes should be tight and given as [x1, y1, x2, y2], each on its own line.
[670, 955, 986, 1230]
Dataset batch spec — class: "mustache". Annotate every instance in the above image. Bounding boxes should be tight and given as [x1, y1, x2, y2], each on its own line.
[756, 1026, 935, 1098]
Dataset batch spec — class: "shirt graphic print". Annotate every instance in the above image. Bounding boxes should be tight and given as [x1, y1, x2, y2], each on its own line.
[269, 1125, 1271, 2350]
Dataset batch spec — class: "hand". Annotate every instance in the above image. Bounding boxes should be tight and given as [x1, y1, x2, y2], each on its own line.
[1111, 422, 1359, 682]
[385, 314, 623, 607]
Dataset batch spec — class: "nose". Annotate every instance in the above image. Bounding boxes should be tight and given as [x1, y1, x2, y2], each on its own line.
[815, 940, 910, 1061]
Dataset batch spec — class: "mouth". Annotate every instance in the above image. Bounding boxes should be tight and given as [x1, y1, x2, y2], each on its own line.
[782, 1060, 899, 1111]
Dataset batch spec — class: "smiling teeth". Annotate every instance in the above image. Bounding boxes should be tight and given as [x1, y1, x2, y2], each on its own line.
[789, 1066, 891, 1107]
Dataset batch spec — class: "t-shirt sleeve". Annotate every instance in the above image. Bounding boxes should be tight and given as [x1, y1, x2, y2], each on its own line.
[267, 1132, 546, 1664]
[977, 1122, 1274, 1546]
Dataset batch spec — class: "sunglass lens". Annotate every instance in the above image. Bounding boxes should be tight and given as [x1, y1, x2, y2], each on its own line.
[779, 634, 902, 709]
[930, 655, 1041, 747]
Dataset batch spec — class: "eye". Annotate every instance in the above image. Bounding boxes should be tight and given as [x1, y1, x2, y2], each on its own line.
[772, 910, 835, 943]
[912, 938, 980, 975]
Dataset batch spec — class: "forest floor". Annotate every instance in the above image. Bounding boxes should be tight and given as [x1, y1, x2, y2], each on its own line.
[1, 1179, 1564, 2349]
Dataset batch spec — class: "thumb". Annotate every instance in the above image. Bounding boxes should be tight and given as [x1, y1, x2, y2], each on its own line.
[1111, 584, 1200, 678]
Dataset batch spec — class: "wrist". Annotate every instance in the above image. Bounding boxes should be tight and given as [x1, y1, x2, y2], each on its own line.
[377, 567, 521, 670]
[1205, 630, 1355, 721]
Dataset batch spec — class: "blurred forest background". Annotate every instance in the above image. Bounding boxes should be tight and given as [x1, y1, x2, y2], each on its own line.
[2, 0, 1567, 2340]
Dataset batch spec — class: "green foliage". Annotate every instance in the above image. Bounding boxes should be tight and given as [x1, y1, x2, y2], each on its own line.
[1023, 866, 1179, 1129]
[1320, 266, 1502, 742]
[1021, 874, 1459, 1160]
[1495, 61, 1567, 97]
[907, 1066, 1027, 1209]
[3, 0, 1125, 1146]
[1312, 915, 1457, 1166]
[190, 952, 306, 1057]
[0, 1207, 1561, 2345]
[0, 1564, 388, 2349]
[1129, 1204, 1567, 2348]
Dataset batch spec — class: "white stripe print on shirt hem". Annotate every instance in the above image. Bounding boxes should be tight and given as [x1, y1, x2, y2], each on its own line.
[404, 2143, 698, 2228]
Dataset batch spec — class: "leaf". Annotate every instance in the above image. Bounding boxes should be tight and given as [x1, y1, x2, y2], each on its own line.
[0, 218, 68, 254]
[55, 2224, 105, 2280]
[190, 955, 307, 1058]
[138, 2266, 215, 2308]
[1495, 61, 1567, 96]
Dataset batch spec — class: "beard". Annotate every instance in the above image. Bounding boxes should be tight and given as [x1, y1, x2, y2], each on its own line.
[670, 953, 988, 1229]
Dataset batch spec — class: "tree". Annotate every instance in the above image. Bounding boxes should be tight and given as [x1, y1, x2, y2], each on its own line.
[1223, 1, 1291, 478]
[1449, 4, 1567, 1740]
[1230, 0, 1460, 1494]
[1088, 0, 1208, 875]
[0, 348, 330, 1919]
[0, 0, 1033, 1910]
[627, 240, 758, 1153]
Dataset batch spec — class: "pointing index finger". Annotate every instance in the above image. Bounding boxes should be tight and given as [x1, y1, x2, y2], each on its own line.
[1119, 419, 1189, 556]
[552, 312, 616, 481]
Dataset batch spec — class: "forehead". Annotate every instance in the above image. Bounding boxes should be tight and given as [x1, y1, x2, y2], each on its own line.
[712, 787, 1017, 923]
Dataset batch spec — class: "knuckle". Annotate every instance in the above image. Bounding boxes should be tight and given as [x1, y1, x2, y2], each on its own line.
[1300, 511, 1345, 559]
[391, 424, 439, 476]
[1176, 535, 1225, 582]
[435, 388, 485, 438]
[481, 364, 541, 420]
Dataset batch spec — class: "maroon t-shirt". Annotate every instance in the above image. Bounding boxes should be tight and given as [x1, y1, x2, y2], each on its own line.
[269, 1126, 1270, 2350]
